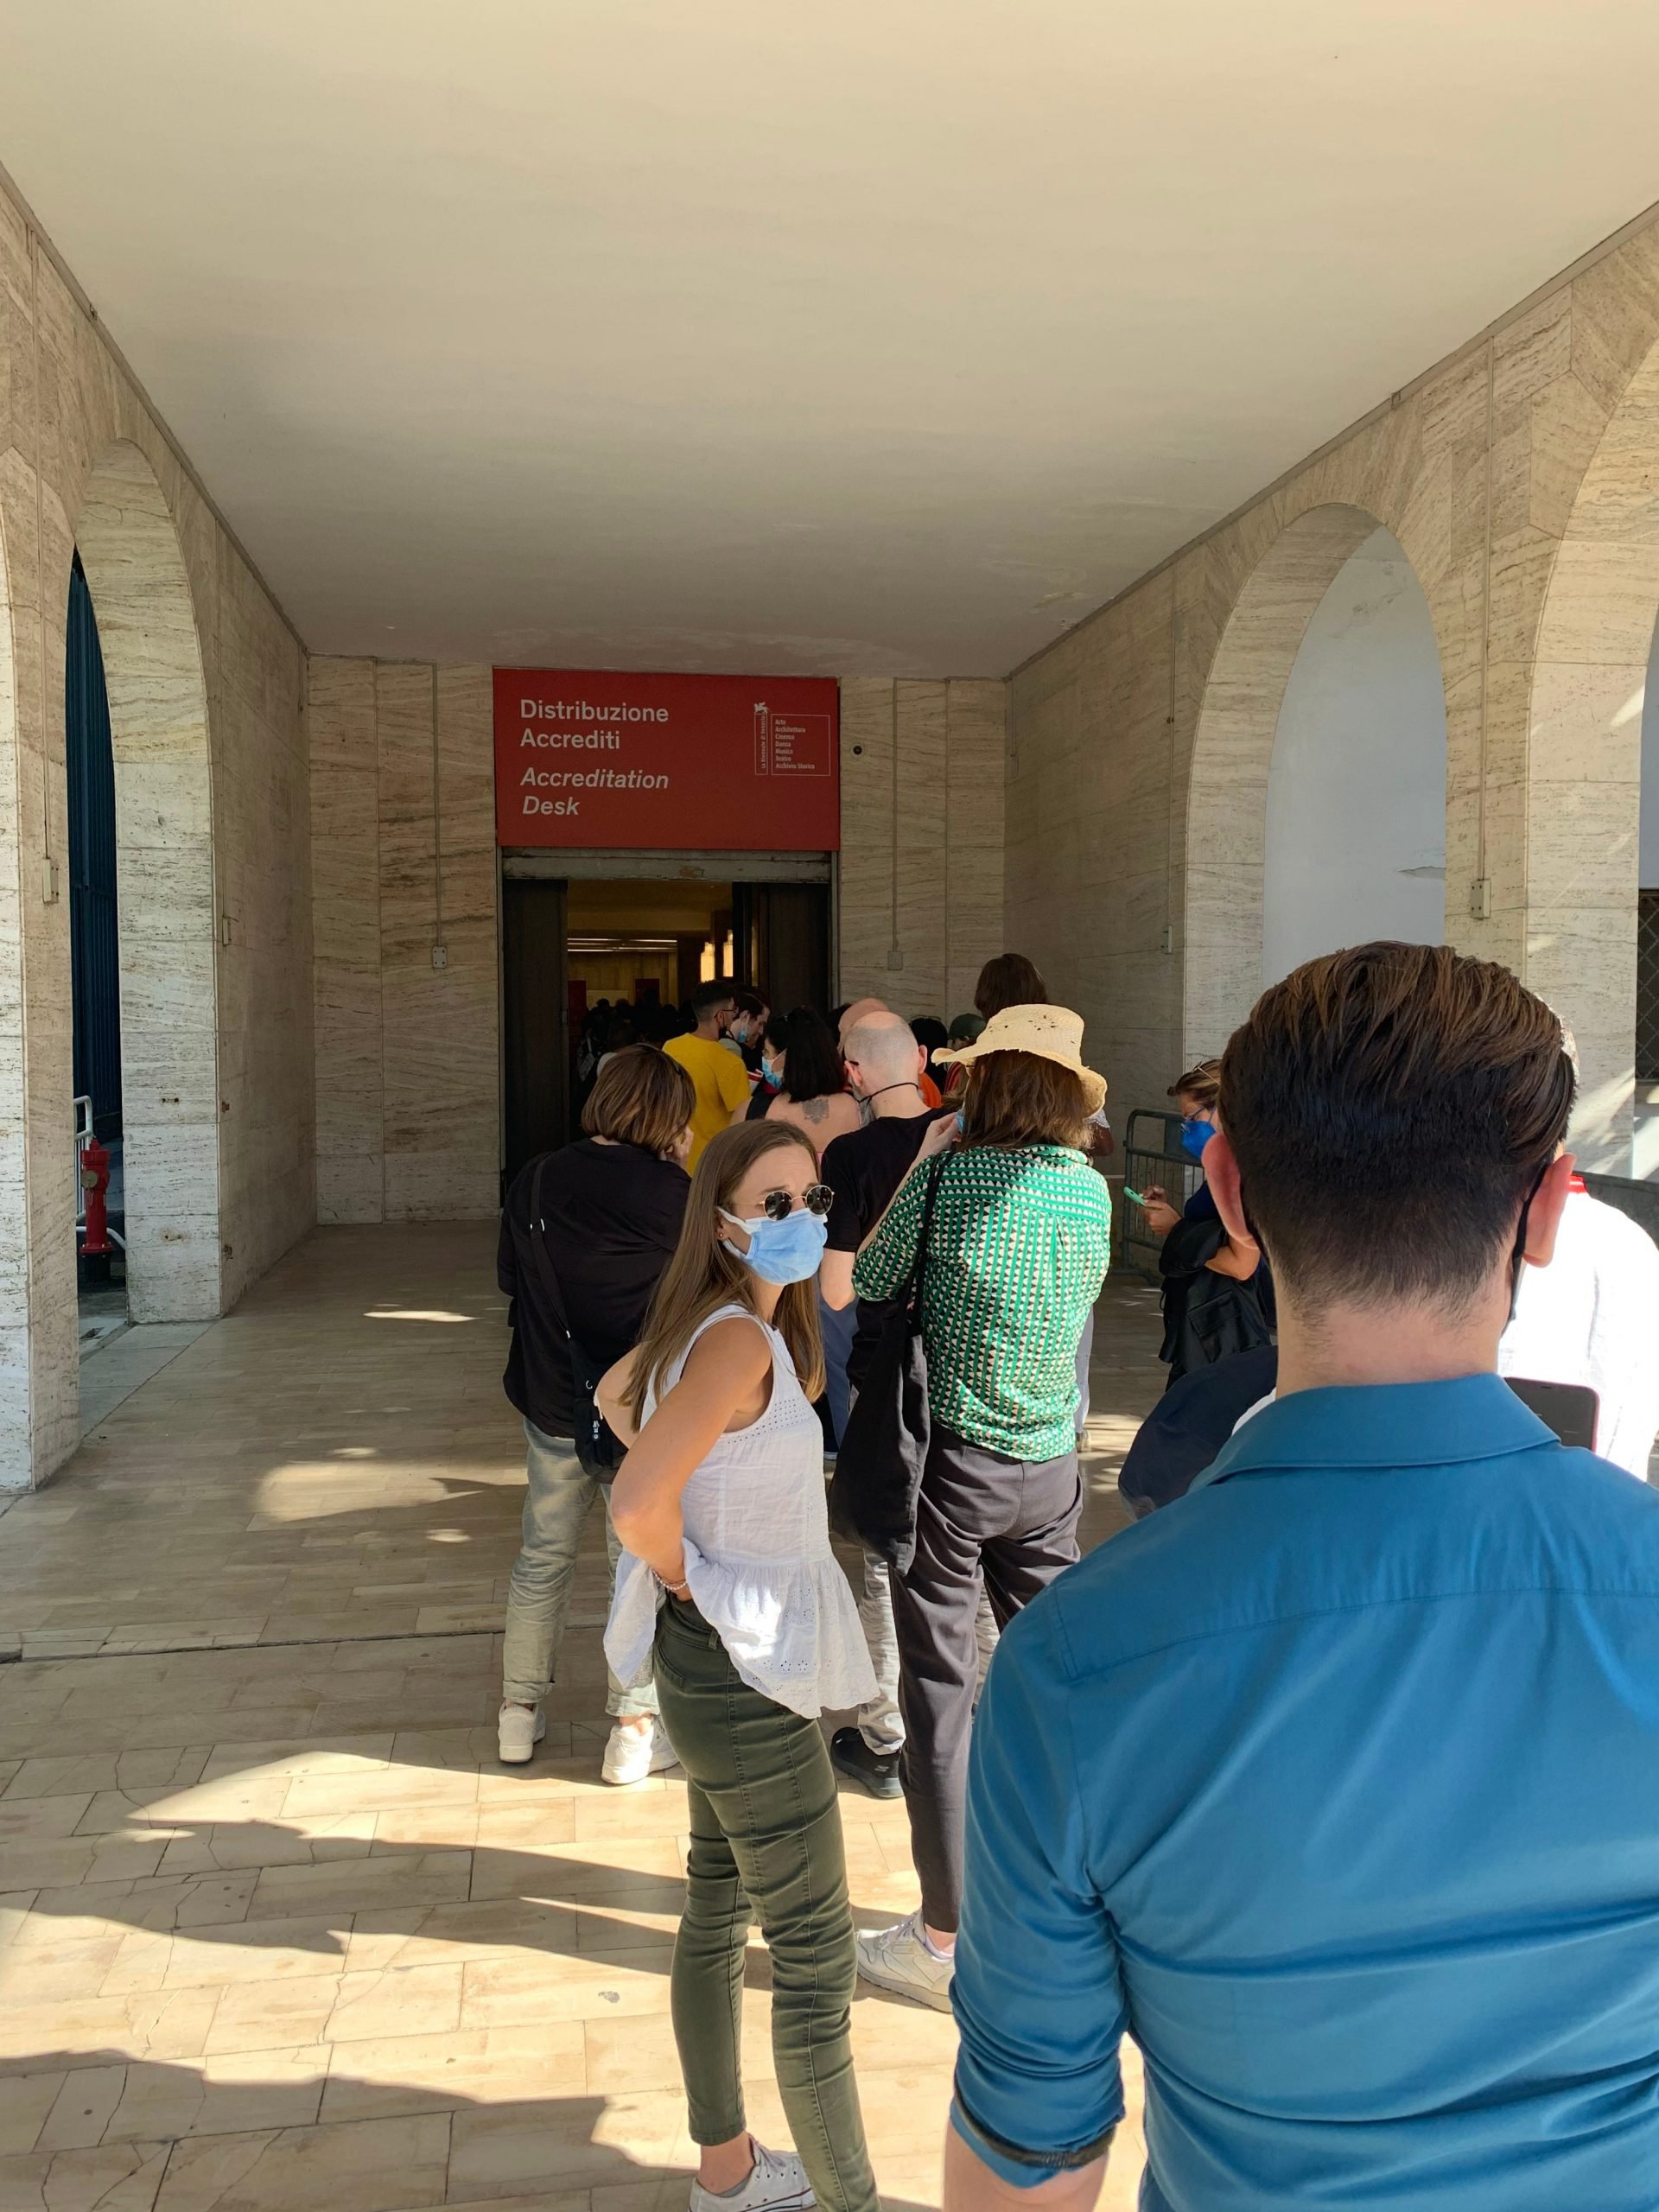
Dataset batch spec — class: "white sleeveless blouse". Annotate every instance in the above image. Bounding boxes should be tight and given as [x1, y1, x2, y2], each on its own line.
[604, 1304, 877, 1719]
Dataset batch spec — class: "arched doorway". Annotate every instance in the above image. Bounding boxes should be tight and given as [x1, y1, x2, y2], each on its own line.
[1262, 525, 1447, 985]
[1528, 335, 1659, 1173]
[1184, 502, 1451, 1058]
[73, 442, 221, 1324]
[1636, 612, 1659, 1179]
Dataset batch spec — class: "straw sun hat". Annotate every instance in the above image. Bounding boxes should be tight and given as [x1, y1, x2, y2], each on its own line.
[934, 1002, 1107, 1115]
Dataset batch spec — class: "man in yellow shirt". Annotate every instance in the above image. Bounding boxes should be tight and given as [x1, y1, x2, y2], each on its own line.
[665, 982, 751, 1168]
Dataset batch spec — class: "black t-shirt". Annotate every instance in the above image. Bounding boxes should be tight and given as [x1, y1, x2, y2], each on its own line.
[497, 1139, 688, 1437]
[820, 1107, 955, 1389]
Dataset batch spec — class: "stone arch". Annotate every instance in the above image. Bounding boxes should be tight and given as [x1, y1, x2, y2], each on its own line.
[1526, 335, 1659, 1171]
[0, 483, 27, 1471]
[1183, 502, 1390, 1059]
[73, 441, 221, 1321]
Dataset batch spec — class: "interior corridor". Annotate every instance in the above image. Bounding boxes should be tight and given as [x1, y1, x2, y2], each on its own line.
[0, 1227, 1159, 2209]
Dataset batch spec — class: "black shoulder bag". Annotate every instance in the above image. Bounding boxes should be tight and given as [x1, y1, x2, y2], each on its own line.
[830, 1156, 945, 1574]
[526, 1156, 623, 1481]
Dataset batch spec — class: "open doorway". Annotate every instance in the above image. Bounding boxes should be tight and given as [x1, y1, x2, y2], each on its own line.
[66, 550, 127, 1350]
[501, 855, 833, 1179]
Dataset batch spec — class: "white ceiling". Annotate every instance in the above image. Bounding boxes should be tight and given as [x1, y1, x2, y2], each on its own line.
[5, 2, 1659, 677]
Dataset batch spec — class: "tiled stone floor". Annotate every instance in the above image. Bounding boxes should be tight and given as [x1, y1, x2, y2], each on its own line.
[0, 1225, 1165, 2211]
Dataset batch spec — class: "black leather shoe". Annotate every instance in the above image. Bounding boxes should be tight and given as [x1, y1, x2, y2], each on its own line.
[830, 1725, 904, 1800]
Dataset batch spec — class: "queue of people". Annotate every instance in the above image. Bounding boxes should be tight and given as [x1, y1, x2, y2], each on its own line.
[495, 939, 1659, 2212]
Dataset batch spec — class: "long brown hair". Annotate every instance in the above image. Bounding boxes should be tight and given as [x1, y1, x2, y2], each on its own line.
[624, 1119, 825, 1423]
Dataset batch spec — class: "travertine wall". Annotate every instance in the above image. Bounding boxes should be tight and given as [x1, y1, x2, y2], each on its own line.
[1009, 216, 1659, 1170]
[309, 659, 499, 1226]
[0, 176, 312, 1487]
[839, 678, 1007, 1020]
[309, 667, 1007, 1219]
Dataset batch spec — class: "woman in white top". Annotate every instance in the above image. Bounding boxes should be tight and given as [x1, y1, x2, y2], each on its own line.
[601, 1121, 878, 2212]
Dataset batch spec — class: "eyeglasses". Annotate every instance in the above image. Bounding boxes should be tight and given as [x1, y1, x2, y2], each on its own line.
[754, 1184, 835, 1222]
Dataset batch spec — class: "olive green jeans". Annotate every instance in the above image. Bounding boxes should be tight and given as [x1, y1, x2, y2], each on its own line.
[653, 1594, 878, 2212]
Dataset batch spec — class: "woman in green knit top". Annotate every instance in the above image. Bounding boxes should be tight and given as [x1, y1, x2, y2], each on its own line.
[849, 1002, 1112, 2012]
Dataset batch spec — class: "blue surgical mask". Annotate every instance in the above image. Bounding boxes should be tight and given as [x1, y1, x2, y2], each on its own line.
[720, 1205, 828, 1286]
[760, 1058, 783, 1090]
[1180, 1117, 1216, 1162]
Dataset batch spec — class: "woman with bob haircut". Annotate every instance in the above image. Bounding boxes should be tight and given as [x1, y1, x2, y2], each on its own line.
[849, 1005, 1112, 2013]
[496, 1044, 695, 1781]
[601, 1120, 879, 2212]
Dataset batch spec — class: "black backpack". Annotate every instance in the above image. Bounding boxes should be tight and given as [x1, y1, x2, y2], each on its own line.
[830, 1159, 944, 1573]
[526, 1155, 623, 1479]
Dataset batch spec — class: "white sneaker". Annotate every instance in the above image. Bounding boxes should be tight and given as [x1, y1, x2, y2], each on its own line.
[497, 1703, 546, 1764]
[689, 2139, 814, 2212]
[855, 1910, 955, 2011]
[601, 1719, 679, 1786]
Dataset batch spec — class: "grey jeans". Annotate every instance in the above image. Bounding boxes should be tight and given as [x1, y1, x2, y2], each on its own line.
[500, 1418, 657, 1719]
[855, 1551, 998, 1755]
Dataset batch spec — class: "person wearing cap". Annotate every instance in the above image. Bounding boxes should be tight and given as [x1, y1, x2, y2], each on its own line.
[849, 1003, 1111, 2012]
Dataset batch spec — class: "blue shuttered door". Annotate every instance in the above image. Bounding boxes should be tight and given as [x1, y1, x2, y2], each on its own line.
[67, 550, 123, 1142]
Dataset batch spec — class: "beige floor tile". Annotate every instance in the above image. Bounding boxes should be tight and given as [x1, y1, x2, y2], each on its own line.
[0, 2136, 172, 2212]
[448, 2092, 688, 2201]
[161, 1917, 351, 1990]
[318, 2023, 587, 2122]
[152, 2113, 450, 2212]
[0, 1935, 126, 2004]
[0, 2074, 67, 2158]
[461, 1948, 676, 2029]
[323, 1964, 465, 2045]
[105, 2052, 327, 2145]
[34, 2064, 128, 2152]
[204, 1979, 344, 2056]
[0, 1986, 221, 2063]
[245, 1853, 471, 1922]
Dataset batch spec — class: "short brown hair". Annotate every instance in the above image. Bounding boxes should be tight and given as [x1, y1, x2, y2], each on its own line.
[975, 954, 1050, 1020]
[1169, 1059, 1221, 1113]
[582, 1045, 696, 1157]
[964, 1051, 1089, 1150]
[1221, 942, 1575, 1310]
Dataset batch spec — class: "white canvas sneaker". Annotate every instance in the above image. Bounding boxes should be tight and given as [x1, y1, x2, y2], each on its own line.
[854, 1910, 956, 2011]
[688, 2139, 814, 2212]
[601, 1719, 680, 1786]
[497, 1703, 546, 1764]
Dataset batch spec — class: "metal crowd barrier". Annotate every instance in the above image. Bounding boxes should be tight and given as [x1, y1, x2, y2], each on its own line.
[1116, 1108, 1205, 1281]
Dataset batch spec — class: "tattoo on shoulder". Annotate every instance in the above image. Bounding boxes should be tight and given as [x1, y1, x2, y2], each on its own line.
[804, 1097, 828, 1122]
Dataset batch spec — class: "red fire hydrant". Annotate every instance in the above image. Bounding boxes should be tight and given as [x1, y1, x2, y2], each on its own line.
[80, 1132, 113, 1262]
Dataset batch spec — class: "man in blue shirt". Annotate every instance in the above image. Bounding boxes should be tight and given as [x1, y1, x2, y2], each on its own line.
[946, 941, 1659, 2212]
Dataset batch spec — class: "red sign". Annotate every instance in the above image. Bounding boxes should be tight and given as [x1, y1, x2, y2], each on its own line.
[494, 669, 839, 851]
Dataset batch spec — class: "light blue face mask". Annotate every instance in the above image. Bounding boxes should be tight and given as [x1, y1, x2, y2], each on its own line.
[1180, 1117, 1216, 1162]
[720, 1205, 828, 1286]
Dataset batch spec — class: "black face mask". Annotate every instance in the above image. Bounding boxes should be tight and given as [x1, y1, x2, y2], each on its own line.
[1508, 1159, 1554, 1322]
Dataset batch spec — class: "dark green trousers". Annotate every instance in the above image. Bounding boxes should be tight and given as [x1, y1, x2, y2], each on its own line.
[653, 1594, 878, 2212]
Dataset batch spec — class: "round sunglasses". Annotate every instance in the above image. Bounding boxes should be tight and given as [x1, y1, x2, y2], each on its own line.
[752, 1183, 835, 1222]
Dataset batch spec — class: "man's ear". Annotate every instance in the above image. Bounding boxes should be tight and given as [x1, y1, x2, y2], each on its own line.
[1202, 1131, 1254, 1249]
[1522, 1151, 1576, 1269]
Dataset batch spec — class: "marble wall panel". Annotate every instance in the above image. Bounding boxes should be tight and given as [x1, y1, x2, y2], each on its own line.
[0, 167, 310, 1485]
[309, 656, 383, 1224]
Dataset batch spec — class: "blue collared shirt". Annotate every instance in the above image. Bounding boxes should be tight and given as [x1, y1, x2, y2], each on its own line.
[952, 1376, 1659, 2210]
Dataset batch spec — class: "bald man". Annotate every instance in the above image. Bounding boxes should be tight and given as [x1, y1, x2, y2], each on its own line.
[837, 995, 889, 1051]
